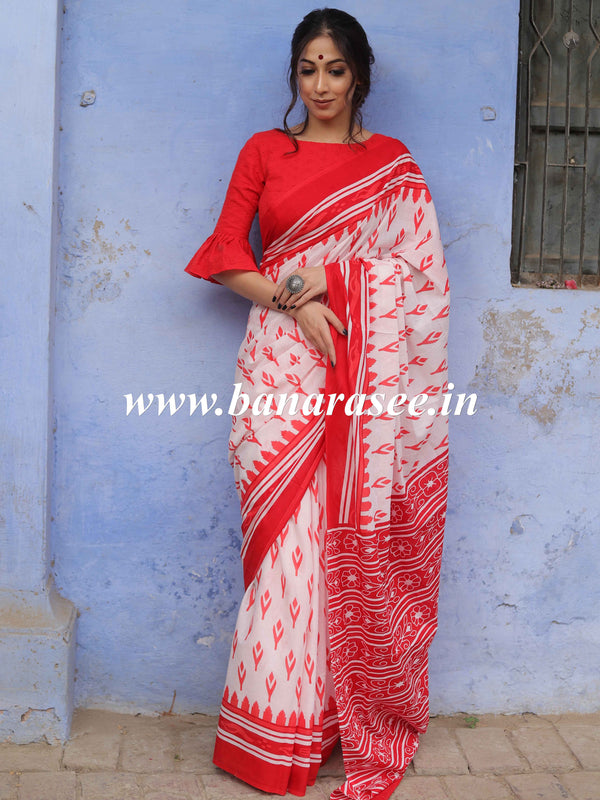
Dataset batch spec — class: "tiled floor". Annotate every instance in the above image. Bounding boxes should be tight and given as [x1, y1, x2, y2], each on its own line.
[0, 709, 599, 799]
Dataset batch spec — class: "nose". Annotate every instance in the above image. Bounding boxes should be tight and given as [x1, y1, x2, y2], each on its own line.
[315, 69, 329, 93]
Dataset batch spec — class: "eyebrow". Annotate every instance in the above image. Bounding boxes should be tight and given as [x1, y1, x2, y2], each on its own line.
[299, 57, 347, 66]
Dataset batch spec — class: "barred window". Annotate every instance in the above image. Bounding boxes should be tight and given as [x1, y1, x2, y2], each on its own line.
[511, 0, 600, 288]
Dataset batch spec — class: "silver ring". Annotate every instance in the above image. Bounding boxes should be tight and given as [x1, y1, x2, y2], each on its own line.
[286, 274, 305, 294]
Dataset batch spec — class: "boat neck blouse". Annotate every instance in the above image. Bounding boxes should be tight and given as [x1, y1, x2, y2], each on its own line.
[184, 128, 407, 283]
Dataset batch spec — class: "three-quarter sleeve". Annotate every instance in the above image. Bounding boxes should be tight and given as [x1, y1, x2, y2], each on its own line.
[185, 135, 264, 283]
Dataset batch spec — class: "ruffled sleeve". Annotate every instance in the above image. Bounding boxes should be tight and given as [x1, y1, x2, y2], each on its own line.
[185, 134, 264, 283]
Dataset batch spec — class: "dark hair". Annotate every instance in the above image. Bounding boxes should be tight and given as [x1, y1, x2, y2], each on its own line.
[282, 8, 375, 149]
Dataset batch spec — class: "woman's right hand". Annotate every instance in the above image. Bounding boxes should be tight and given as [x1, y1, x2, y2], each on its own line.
[287, 300, 346, 367]
[213, 269, 346, 366]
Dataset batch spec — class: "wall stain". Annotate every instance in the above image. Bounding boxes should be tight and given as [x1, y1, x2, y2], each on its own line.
[472, 309, 554, 394]
[195, 635, 215, 647]
[472, 306, 599, 429]
[20, 707, 56, 723]
[574, 307, 600, 340]
[519, 370, 574, 427]
[60, 214, 149, 320]
[510, 516, 531, 536]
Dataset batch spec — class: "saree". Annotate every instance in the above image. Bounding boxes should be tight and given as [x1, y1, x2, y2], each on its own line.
[185, 130, 449, 800]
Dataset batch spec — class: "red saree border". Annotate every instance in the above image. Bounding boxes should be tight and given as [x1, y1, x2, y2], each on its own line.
[214, 697, 339, 796]
[240, 413, 325, 588]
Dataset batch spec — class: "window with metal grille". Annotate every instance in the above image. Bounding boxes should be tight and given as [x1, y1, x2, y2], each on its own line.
[511, 0, 600, 288]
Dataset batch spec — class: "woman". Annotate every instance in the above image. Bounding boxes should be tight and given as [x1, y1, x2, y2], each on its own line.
[185, 9, 449, 800]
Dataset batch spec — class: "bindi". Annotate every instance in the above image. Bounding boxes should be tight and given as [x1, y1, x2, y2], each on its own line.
[318, 54, 324, 60]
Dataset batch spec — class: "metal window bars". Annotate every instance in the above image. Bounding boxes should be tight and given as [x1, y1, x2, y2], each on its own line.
[511, 0, 600, 287]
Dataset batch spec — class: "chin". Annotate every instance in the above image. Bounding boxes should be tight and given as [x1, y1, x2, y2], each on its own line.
[311, 106, 343, 120]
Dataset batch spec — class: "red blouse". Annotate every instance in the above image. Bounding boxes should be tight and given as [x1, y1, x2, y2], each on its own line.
[184, 129, 398, 283]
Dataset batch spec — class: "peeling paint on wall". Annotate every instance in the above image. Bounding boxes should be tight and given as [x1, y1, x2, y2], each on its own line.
[59, 214, 149, 319]
[518, 373, 574, 427]
[473, 309, 554, 394]
[20, 707, 57, 723]
[471, 306, 600, 429]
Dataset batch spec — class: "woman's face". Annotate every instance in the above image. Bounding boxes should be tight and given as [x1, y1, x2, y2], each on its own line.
[297, 34, 356, 128]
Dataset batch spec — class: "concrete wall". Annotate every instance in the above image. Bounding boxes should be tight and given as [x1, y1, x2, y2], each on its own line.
[1, 0, 76, 743]
[45, 0, 600, 716]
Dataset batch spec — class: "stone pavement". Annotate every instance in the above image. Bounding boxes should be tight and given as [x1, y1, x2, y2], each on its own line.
[0, 709, 598, 800]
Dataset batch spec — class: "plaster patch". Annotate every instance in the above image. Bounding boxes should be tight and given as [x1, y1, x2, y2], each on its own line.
[515, 306, 600, 426]
[471, 307, 597, 428]
[510, 517, 527, 535]
[20, 707, 56, 723]
[472, 309, 554, 393]
[575, 307, 600, 339]
[80, 90, 96, 107]
[60, 214, 149, 319]
[519, 370, 575, 428]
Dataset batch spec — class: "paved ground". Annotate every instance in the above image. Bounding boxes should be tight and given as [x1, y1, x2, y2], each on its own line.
[0, 709, 599, 800]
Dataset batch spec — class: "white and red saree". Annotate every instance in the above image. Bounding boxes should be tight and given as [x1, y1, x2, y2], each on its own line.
[185, 130, 449, 800]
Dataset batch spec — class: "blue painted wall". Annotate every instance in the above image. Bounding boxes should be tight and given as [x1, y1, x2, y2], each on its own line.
[0, 0, 77, 744]
[51, 0, 600, 715]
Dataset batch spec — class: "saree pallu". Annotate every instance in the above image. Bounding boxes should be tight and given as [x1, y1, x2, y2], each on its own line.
[213, 142, 449, 800]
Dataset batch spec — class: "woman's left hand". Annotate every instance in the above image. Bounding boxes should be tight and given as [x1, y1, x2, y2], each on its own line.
[272, 265, 328, 311]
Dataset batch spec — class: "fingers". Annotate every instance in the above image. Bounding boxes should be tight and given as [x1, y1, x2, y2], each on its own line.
[302, 321, 336, 366]
[272, 280, 287, 306]
[320, 310, 348, 367]
[274, 282, 312, 310]
[284, 287, 313, 311]
[272, 274, 300, 307]
[290, 303, 347, 368]
[322, 307, 348, 337]
[306, 314, 333, 360]
[272, 267, 328, 310]
[322, 327, 336, 368]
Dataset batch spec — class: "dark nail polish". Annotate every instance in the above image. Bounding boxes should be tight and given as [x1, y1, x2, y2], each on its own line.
[272, 296, 277, 302]
[290, 304, 296, 310]
[277, 303, 282, 309]
[282, 304, 287, 310]
[342, 328, 348, 336]
[330, 359, 335, 368]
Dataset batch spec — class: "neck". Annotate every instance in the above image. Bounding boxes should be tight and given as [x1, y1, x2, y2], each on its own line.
[301, 114, 355, 144]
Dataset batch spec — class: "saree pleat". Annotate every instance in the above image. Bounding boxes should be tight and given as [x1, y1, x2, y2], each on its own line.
[194, 133, 449, 800]
[214, 461, 339, 796]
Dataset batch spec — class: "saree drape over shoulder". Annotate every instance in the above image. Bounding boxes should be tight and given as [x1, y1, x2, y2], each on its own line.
[185, 130, 450, 800]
